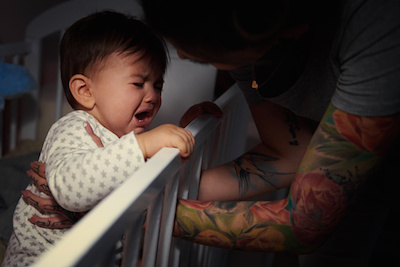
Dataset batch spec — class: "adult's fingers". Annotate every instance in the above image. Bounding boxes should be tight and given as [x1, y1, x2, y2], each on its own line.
[28, 215, 74, 229]
[30, 161, 46, 177]
[84, 121, 104, 148]
[202, 102, 223, 118]
[180, 107, 202, 127]
[180, 102, 223, 127]
[26, 169, 52, 196]
[21, 190, 63, 215]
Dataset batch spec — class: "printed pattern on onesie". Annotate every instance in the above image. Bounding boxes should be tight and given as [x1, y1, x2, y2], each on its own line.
[3, 110, 145, 266]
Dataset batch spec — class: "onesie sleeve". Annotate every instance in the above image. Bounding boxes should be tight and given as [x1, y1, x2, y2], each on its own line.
[44, 114, 145, 212]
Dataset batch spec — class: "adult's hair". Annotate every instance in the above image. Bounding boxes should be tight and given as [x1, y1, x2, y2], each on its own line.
[141, 0, 318, 52]
[60, 11, 168, 109]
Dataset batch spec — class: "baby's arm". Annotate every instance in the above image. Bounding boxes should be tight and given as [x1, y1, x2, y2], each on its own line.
[46, 118, 194, 213]
[45, 126, 145, 212]
[24, 121, 195, 229]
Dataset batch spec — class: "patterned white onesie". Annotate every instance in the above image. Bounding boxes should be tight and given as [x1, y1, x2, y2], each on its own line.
[3, 110, 145, 266]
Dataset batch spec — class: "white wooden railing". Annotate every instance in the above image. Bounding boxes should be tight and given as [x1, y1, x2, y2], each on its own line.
[32, 84, 251, 267]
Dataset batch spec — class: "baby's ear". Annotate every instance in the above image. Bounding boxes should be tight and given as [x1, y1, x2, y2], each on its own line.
[69, 74, 95, 109]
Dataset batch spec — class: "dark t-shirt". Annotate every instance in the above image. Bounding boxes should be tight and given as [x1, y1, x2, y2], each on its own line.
[231, 0, 400, 120]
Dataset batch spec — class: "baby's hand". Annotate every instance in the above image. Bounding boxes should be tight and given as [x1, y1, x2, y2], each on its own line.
[136, 124, 195, 159]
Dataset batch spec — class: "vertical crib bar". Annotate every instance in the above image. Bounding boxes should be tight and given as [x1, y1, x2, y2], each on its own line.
[97, 245, 118, 267]
[187, 145, 204, 200]
[193, 243, 205, 266]
[141, 192, 163, 267]
[156, 174, 179, 267]
[121, 214, 145, 267]
[187, 129, 221, 267]
[168, 144, 204, 267]
[178, 145, 204, 200]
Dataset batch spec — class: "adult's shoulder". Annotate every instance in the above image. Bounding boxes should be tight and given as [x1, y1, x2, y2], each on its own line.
[331, 0, 400, 116]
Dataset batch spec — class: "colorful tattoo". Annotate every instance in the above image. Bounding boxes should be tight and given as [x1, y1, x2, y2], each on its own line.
[231, 152, 294, 196]
[175, 104, 400, 252]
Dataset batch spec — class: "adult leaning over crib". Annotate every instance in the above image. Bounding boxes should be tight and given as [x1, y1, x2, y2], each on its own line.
[23, 0, 400, 266]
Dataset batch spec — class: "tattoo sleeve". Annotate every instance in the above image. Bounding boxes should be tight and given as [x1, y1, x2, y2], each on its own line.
[230, 152, 294, 196]
[174, 104, 400, 253]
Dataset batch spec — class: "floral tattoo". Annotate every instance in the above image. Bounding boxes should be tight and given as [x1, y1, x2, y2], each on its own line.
[231, 152, 294, 196]
[175, 104, 400, 252]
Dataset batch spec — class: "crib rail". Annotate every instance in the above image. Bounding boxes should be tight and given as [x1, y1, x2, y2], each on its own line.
[32, 84, 250, 267]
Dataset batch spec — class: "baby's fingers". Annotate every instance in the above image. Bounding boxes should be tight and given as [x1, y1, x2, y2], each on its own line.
[176, 129, 195, 158]
[186, 129, 195, 154]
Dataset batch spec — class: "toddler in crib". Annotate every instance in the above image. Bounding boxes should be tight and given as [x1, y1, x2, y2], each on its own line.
[3, 11, 194, 266]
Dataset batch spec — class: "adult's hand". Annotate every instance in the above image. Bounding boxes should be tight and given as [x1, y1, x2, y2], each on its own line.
[26, 161, 51, 196]
[22, 189, 85, 229]
[24, 121, 103, 229]
[180, 101, 223, 127]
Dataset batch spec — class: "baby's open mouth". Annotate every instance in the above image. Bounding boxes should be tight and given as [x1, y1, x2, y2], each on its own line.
[135, 111, 150, 122]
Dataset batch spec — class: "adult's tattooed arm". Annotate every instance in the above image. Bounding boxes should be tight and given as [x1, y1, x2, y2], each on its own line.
[174, 104, 400, 252]
[197, 147, 297, 201]
[198, 101, 314, 201]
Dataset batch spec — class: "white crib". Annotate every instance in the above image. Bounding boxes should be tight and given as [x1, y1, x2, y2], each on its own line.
[32, 84, 252, 267]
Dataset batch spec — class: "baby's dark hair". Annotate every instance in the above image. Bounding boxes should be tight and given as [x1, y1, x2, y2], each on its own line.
[60, 11, 168, 109]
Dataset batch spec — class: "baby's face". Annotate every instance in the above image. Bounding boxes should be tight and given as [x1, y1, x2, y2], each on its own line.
[90, 52, 163, 137]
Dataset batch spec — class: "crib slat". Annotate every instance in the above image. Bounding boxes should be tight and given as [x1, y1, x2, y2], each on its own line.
[121, 215, 145, 267]
[177, 144, 203, 200]
[142, 192, 163, 267]
[156, 174, 179, 267]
